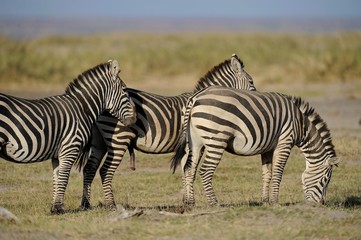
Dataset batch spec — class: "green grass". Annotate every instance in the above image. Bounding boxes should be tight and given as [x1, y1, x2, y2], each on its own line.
[1, 136, 360, 239]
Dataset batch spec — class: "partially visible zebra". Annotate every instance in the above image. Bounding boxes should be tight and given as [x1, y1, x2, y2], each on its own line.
[171, 86, 339, 206]
[0, 60, 136, 214]
[81, 54, 256, 210]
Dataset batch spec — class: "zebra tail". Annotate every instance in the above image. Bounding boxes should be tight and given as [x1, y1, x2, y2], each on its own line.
[74, 139, 92, 172]
[170, 133, 187, 173]
[170, 96, 196, 173]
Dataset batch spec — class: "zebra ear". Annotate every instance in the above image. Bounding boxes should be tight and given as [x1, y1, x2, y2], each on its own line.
[231, 54, 243, 73]
[110, 60, 120, 77]
[324, 157, 340, 167]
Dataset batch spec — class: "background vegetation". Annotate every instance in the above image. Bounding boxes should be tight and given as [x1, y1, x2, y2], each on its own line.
[0, 32, 360, 239]
[0, 32, 361, 93]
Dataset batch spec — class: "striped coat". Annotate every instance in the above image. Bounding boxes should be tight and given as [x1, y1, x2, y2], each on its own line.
[171, 86, 339, 206]
[0, 60, 136, 214]
[81, 54, 256, 209]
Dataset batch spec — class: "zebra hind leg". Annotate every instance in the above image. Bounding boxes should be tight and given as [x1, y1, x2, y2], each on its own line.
[199, 147, 224, 206]
[182, 147, 203, 207]
[81, 126, 107, 210]
[99, 147, 128, 210]
[81, 150, 105, 210]
[268, 142, 292, 205]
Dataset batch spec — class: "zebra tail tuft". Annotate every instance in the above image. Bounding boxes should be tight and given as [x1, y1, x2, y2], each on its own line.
[170, 133, 187, 174]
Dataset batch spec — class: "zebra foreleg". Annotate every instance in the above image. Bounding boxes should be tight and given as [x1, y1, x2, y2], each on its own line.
[269, 142, 292, 204]
[51, 157, 74, 214]
[51, 158, 62, 214]
[261, 151, 274, 204]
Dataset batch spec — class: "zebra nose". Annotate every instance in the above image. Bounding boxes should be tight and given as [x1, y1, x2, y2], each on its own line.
[123, 117, 135, 126]
[122, 114, 137, 126]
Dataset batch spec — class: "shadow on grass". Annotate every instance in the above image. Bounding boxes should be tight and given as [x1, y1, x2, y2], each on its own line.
[332, 195, 361, 208]
[220, 201, 263, 208]
[51, 197, 361, 215]
[119, 201, 265, 214]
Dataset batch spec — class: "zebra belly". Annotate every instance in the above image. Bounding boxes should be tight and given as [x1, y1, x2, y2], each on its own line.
[226, 134, 274, 156]
[134, 135, 177, 154]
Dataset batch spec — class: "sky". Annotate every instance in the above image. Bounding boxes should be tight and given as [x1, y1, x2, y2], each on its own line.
[1, 0, 361, 19]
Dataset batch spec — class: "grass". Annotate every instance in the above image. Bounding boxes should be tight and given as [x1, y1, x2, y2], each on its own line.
[1, 31, 361, 239]
[1, 135, 360, 239]
[1, 32, 361, 94]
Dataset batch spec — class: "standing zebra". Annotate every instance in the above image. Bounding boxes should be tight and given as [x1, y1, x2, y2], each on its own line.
[171, 86, 339, 206]
[81, 54, 256, 210]
[0, 60, 136, 214]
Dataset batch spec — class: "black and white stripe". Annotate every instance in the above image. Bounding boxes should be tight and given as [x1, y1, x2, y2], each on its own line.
[0, 60, 136, 214]
[171, 86, 338, 206]
[81, 54, 256, 209]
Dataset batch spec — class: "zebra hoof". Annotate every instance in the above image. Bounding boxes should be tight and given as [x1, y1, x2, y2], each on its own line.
[80, 201, 91, 211]
[208, 200, 219, 207]
[50, 204, 65, 215]
[183, 203, 195, 212]
[261, 198, 270, 206]
[104, 201, 117, 210]
[183, 199, 195, 209]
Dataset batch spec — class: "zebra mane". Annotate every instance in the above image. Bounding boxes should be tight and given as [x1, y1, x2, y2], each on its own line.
[193, 56, 244, 92]
[65, 62, 109, 94]
[290, 96, 335, 155]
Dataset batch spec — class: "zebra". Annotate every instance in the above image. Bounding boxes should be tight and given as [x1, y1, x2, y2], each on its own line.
[171, 86, 339, 206]
[0, 60, 136, 214]
[81, 54, 256, 210]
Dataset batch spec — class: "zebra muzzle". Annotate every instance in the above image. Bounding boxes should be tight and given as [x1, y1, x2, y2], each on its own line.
[122, 112, 137, 126]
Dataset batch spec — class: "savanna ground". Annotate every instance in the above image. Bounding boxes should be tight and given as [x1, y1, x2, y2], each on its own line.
[0, 32, 361, 239]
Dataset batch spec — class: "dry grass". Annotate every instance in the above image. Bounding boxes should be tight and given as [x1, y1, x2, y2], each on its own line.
[1, 32, 361, 239]
[0, 135, 360, 239]
[1, 32, 361, 94]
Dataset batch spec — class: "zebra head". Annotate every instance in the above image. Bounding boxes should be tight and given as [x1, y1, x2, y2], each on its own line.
[230, 53, 256, 91]
[105, 60, 136, 126]
[302, 157, 339, 204]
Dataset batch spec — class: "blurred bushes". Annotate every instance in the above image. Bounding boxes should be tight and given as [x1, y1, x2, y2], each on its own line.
[0, 32, 360, 87]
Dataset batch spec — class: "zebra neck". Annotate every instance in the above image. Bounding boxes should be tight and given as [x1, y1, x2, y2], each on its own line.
[193, 64, 234, 92]
[65, 90, 103, 125]
[299, 122, 336, 169]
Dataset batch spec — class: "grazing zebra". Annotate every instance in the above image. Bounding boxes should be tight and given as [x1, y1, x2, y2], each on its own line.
[81, 54, 256, 210]
[171, 86, 339, 206]
[0, 60, 136, 214]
